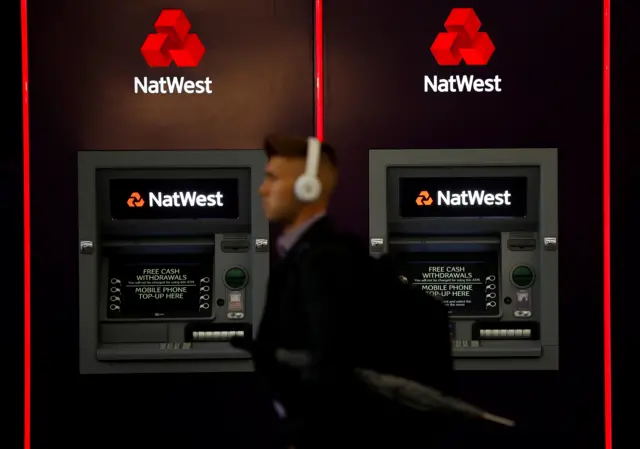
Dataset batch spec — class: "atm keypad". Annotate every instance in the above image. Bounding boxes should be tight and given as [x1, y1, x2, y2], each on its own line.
[191, 330, 245, 341]
[479, 329, 532, 339]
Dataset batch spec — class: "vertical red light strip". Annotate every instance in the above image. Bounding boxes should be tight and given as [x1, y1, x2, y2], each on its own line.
[20, 0, 31, 448]
[314, 0, 324, 140]
[603, 1, 611, 449]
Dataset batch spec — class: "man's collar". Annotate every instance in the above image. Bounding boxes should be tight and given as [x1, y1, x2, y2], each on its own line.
[276, 212, 326, 258]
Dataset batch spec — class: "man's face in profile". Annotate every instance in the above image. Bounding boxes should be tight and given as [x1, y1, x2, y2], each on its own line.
[259, 156, 305, 224]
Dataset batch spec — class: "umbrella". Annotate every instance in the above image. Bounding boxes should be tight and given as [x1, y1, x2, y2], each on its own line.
[275, 349, 515, 428]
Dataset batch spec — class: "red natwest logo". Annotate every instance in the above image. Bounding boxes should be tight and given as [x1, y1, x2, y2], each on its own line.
[141, 9, 205, 68]
[430, 8, 495, 66]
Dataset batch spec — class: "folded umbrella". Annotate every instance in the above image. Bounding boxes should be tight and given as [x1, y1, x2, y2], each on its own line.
[275, 348, 515, 428]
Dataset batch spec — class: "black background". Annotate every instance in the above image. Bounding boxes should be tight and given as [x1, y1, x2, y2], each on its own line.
[109, 178, 240, 220]
[399, 177, 528, 218]
[610, 2, 633, 444]
[6, 0, 632, 448]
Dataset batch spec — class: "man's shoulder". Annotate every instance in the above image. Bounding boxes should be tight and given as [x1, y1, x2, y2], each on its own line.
[285, 217, 368, 267]
[300, 225, 364, 251]
[297, 233, 369, 271]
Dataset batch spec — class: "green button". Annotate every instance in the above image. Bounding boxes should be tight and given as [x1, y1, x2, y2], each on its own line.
[224, 267, 247, 290]
[511, 265, 535, 288]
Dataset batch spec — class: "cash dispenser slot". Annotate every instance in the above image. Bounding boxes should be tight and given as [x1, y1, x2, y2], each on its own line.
[103, 237, 215, 253]
[100, 323, 168, 344]
[221, 238, 250, 253]
[507, 238, 536, 251]
[97, 344, 250, 361]
[389, 236, 500, 253]
[452, 342, 542, 358]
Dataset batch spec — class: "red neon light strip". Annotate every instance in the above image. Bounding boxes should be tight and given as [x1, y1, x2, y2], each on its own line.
[314, 0, 324, 140]
[20, 0, 31, 448]
[603, 1, 611, 449]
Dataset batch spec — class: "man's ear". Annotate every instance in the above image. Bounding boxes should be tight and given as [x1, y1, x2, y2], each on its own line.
[319, 160, 338, 197]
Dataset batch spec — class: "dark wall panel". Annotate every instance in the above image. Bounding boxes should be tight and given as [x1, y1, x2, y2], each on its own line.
[324, 1, 603, 448]
[28, 1, 314, 448]
[29, 0, 314, 150]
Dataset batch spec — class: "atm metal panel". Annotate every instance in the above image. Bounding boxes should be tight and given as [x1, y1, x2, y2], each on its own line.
[78, 150, 268, 374]
[368, 148, 558, 371]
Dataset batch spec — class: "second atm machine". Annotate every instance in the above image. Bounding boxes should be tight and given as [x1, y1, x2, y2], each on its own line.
[78, 150, 269, 374]
[369, 149, 559, 370]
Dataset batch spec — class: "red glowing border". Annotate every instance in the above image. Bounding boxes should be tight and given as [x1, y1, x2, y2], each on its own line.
[603, 2, 611, 449]
[315, 0, 324, 141]
[19, 1, 611, 448]
[21, 0, 31, 448]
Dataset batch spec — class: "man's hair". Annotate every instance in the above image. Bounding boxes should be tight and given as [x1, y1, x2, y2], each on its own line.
[263, 134, 338, 168]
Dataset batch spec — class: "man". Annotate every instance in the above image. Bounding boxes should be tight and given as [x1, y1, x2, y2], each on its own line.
[243, 135, 439, 448]
[251, 134, 363, 447]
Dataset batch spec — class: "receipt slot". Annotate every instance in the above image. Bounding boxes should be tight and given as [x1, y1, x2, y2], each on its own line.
[78, 150, 269, 374]
[369, 149, 558, 370]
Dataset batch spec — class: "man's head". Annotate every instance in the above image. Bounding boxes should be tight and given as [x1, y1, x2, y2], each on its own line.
[259, 134, 338, 226]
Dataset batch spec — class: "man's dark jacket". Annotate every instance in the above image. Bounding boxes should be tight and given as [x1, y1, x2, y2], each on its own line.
[251, 217, 443, 448]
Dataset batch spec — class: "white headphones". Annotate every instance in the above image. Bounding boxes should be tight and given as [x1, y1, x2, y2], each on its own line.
[294, 137, 323, 202]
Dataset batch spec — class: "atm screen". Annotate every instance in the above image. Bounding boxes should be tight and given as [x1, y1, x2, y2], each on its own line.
[109, 178, 241, 220]
[107, 256, 213, 319]
[397, 252, 500, 317]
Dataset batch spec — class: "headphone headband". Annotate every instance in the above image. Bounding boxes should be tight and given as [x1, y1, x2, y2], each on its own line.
[305, 137, 322, 178]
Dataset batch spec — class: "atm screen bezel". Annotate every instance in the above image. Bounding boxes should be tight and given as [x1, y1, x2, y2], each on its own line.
[104, 254, 215, 321]
[99, 254, 216, 322]
[395, 251, 502, 319]
[386, 166, 540, 234]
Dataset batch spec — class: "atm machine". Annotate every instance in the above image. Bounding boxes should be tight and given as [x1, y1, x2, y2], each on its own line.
[369, 149, 558, 370]
[78, 150, 269, 374]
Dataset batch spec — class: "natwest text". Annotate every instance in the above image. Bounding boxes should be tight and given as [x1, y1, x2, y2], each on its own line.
[134, 76, 213, 95]
[437, 190, 511, 206]
[149, 191, 224, 207]
[424, 75, 502, 93]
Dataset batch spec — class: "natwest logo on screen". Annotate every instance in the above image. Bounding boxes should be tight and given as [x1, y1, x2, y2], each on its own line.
[127, 191, 225, 208]
[416, 189, 512, 207]
[134, 9, 212, 95]
[424, 8, 502, 93]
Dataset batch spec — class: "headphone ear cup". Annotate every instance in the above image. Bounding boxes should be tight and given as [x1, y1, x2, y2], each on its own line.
[294, 175, 322, 202]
